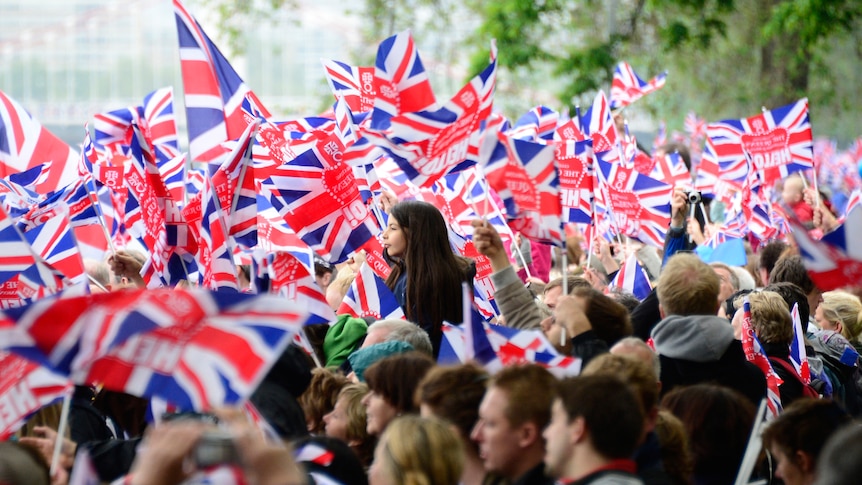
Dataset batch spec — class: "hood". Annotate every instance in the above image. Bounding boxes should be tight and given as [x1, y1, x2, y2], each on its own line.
[651, 314, 735, 363]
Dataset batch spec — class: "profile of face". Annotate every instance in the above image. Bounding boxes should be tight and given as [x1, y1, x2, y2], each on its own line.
[362, 389, 398, 436]
[769, 445, 812, 485]
[713, 267, 735, 306]
[543, 286, 563, 310]
[814, 304, 839, 333]
[781, 178, 804, 205]
[731, 308, 744, 340]
[542, 399, 574, 479]
[323, 395, 350, 441]
[470, 387, 524, 479]
[382, 219, 407, 259]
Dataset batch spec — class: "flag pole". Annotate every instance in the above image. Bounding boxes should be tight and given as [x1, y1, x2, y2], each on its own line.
[482, 178, 533, 281]
[85, 176, 118, 256]
[50, 387, 73, 476]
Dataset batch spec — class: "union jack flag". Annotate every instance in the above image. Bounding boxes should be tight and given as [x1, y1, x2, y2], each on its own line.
[610, 62, 667, 110]
[439, 321, 581, 377]
[173, 0, 270, 163]
[741, 297, 783, 420]
[707, 98, 813, 189]
[199, 166, 239, 292]
[0, 176, 42, 219]
[579, 91, 619, 154]
[321, 59, 378, 114]
[557, 139, 594, 224]
[369, 30, 438, 130]
[255, 251, 335, 325]
[555, 117, 589, 142]
[142, 87, 181, 160]
[498, 137, 563, 246]
[0, 350, 70, 440]
[338, 262, 405, 320]
[477, 113, 511, 178]
[18, 204, 86, 285]
[610, 252, 652, 300]
[93, 105, 136, 153]
[0, 89, 78, 194]
[362, 41, 497, 188]
[69, 289, 312, 411]
[0, 205, 37, 286]
[789, 303, 811, 385]
[595, 150, 672, 248]
[649, 151, 690, 188]
[8, 162, 52, 192]
[684, 112, 707, 143]
[124, 122, 172, 287]
[259, 128, 378, 264]
[508, 106, 559, 142]
[789, 197, 862, 291]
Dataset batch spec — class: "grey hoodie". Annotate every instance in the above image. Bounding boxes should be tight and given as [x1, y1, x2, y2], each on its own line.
[651, 314, 735, 363]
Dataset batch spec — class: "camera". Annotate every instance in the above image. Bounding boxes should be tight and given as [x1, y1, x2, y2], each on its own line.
[193, 430, 240, 468]
[685, 190, 702, 205]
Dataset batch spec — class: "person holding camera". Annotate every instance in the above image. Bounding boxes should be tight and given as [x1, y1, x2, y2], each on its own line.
[662, 186, 706, 266]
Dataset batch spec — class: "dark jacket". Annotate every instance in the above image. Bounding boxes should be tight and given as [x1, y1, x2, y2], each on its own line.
[763, 343, 807, 407]
[652, 315, 767, 406]
[570, 329, 609, 368]
[634, 431, 673, 485]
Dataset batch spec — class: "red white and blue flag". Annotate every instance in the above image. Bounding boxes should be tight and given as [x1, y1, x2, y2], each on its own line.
[254, 251, 336, 325]
[789, 196, 862, 291]
[259, 127, 378, 264]
[557, 139, 594, 224]
[610, 252, 652, 300]
[741, 297, 783, 420]
[322, 59, 378, 114]
[706, 98, 813, 189]
[579, 91, 619, 154]
[368, 30, 438, 130]
[18, 204, 86, 285]
[0, 350, 70, 440]
[649, 151, 690, 188]
[595, 150, 672, 248]
[77, 290, 310, 410]
[610, 62, 667, 110]
[0, 205, 37, 286]
[337, 262, 405, 320]
[496, 137, 563, 246]
[173, 0, 270, 163]
[362, 41, 497, 188]
[0, 89, 78, 194]
[789, 303, 811, 385]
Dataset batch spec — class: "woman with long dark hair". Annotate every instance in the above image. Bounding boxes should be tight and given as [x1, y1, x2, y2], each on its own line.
[383, 200, 475, 356]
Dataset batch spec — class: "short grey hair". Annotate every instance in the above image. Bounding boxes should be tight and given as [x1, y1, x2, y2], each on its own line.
[367, 318, 433, 356]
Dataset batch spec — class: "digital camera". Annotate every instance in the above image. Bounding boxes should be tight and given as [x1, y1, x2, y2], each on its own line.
[193, 430, 240, 468]
[685, 190, 702, 205]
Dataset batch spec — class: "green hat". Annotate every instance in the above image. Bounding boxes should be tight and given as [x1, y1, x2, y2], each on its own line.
[348, 341, 414, 382]
[323, 314, 368, 368]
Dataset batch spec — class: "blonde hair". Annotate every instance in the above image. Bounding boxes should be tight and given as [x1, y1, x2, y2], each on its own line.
[377, 416, 464, 485]
[658, 254, 721, 316]
[338, 383, 375, 466]
[749, 291, 793, 345]
[820, 291, 862, 343]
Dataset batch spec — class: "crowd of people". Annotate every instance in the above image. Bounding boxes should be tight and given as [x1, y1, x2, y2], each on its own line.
[4, 174, 862, 485]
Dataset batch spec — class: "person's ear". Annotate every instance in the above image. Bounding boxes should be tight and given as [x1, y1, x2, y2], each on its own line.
[516, 421, 540, 448]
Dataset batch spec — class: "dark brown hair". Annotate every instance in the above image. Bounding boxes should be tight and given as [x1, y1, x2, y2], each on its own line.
[662, 384, 755, 483]
[364, 351, 435, 414]
[385, 201, 473, 350]
[573, 287, 633, 346]
[416, 363, 489, 451]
